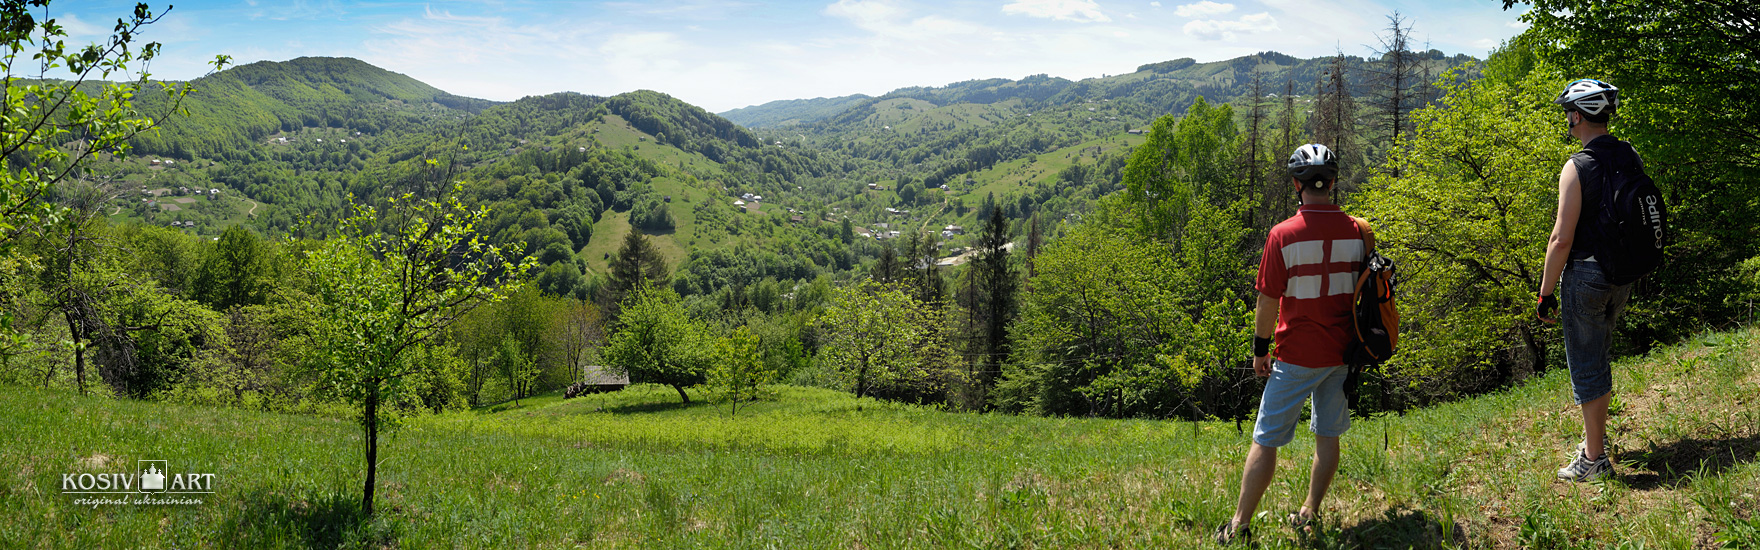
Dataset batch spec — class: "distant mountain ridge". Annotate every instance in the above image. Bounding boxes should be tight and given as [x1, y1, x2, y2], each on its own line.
[719, 50, 1476, 129]
[718, 95, 873, 129]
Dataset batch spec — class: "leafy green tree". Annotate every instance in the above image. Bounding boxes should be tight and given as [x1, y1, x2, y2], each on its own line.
[494, 334, 539, 407]
[1350, 50, 1571, 399]
[709, 325, 775, 416]
[602, 283, 709, 403]
[299, 188, 530, 517]
[996, 223, 1186, 416]
[194, 225, 275, 311]
[1121, 98, 1240, 240]
[537, 260, 583, 299]
[124, 224, 202, 296]
[816, 280, 953, 400]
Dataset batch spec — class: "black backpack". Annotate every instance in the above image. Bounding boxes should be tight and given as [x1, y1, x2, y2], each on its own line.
[1581, 140, 1667, 286]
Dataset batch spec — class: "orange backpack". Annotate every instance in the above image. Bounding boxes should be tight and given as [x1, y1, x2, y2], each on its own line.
[1346, 218, 1398, 366]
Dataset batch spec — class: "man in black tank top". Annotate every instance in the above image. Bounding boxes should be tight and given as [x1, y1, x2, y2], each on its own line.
[1536, 79, 1637, 482]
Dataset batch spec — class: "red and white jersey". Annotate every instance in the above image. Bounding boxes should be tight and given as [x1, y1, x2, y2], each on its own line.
[1254, 204, 1365, 368]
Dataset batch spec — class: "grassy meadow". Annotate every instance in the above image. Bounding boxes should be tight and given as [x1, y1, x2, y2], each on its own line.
[2, 327, 1758, 548]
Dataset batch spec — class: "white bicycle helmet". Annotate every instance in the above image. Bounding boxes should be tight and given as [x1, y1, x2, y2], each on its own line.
[1555, 78, 1619, 120]
[1287, 143, 1338, 187]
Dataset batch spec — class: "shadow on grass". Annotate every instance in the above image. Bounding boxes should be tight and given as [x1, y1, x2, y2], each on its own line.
[221, 490, 396, 549]
[1619, 432, 1760, 490]
[602, 399, 711, 415]
[1324, 509, 1466, 550]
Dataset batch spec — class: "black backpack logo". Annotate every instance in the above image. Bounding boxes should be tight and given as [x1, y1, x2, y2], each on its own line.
[1582, 141, 1667, 286]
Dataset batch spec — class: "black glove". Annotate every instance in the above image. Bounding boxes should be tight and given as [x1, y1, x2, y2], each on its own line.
[1537, 294, 1559, 321]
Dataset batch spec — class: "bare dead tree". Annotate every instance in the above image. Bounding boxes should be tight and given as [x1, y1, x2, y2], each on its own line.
[553, 298, 604, 384]
[1365, 12, 1421, 176]
[1245, 71, 1269, 232]
[1274, 80, 1303, 221]
[1311, 51, 1360, 193]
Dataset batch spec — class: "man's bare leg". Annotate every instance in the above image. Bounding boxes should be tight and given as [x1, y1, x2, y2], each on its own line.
[1231, 442, 1279, 530]
[1299, 435, 1340, 522]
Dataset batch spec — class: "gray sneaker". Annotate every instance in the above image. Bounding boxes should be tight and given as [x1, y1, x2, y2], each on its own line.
[1557, 449, 1612, 482]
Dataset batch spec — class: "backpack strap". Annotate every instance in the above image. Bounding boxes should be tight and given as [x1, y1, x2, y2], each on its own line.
[1352, 216, 1376, 255]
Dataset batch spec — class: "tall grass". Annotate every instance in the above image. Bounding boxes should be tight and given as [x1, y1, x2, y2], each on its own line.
[3, 327, 1757, 548]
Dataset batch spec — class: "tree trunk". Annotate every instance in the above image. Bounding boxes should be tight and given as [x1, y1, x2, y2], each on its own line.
[66, 313, 86, 396]
[673, 384, 690, 404]
[362, 378, 379, 517]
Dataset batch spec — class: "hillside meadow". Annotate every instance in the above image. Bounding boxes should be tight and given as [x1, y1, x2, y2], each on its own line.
[2, 327, 1757, 548]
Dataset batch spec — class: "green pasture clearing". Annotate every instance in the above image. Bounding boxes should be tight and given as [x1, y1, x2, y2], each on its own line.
[2, 328, 1757, 548]
[961, 131, 1147, 206]
[588, 114, 721, 175]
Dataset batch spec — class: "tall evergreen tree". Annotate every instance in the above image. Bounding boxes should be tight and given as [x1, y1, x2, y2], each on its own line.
[901, 230, 945, 305]
[603, 230, 668, 321]
[873, 242, 902, 284]
[972, 208, 1017, 398]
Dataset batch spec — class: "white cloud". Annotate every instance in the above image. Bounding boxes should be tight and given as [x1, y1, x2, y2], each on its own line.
[1001, 0, 1111, 23]
[1506, 21, 1529, 30]
[825, 0, 988, 44]
[55, 14, 105, 39]
[1150, 2, 1162, 7]
[1182, 11, 1277, 41]
[1473, 37, 1500, 49]
[823, 0, 909, 31]
[1174, 1, 1234, 18]
[602, 0, 754, 20]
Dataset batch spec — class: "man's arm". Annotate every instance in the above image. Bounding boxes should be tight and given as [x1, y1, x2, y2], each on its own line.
[1538, 160, 1583, 322]
[1252, 292, 1279, 377]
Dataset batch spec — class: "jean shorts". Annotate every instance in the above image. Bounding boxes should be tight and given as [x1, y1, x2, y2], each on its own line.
[1252, 360, 1351, 448]
[1560, 259, 1632, 404]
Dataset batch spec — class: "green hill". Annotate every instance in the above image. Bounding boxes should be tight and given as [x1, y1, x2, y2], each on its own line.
[130, 56, 498, 161]
[723, 51, 1476, 131]
[4, 326, 1756, 547]
[720, 94, 873, 128]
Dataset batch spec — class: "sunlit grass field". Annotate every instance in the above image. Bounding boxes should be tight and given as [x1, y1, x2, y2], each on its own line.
[3, 327, 1757, 548]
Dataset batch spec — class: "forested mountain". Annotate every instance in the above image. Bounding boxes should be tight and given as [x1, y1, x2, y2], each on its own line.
[722, 51, 1475, 129]
[719, 94, 873, 128]
[130, 56, 499, 161]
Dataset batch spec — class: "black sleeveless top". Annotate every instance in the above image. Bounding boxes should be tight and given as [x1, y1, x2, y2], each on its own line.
[1568, 135, 1643, 260]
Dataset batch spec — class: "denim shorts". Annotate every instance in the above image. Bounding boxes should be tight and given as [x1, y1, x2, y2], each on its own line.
[1560, 259, 1633, 404]
[1252, 360, 1351, 448]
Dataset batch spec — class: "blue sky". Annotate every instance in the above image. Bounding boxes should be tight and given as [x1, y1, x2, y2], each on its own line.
[45, 0, 1531, 112]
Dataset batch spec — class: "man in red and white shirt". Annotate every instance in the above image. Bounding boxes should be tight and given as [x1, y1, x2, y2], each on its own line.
[1217, 144, 1369, 543]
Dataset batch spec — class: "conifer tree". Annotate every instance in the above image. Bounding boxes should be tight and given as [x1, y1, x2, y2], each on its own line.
[603, 230, 668, 321]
